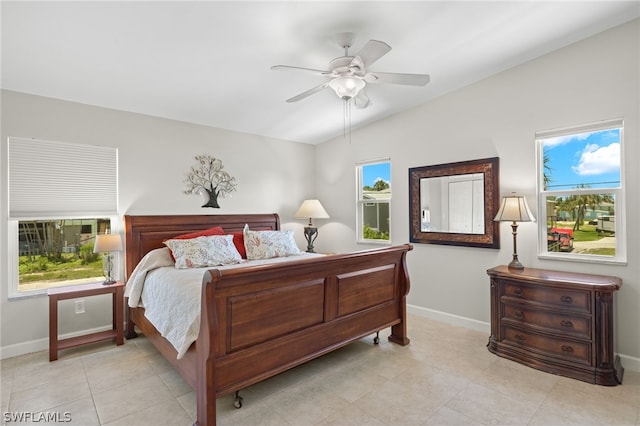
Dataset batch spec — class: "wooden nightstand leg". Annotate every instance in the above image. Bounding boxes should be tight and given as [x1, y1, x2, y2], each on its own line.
[115, 286, 124, 345]
[49, 295, 58, 361]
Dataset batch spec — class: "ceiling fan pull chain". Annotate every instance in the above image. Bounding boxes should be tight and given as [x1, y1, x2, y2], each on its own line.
[343, 99, 347, 137]
[348, 99, 352, 144]
[342, 99, 352, 143]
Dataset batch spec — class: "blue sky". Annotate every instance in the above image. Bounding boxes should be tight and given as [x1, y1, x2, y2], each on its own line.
[362, 162, 391, 187]
[542, 128, 620, 190]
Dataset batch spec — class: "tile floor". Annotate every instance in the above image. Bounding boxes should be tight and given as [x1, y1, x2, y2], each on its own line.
[1, 314, 638, 425]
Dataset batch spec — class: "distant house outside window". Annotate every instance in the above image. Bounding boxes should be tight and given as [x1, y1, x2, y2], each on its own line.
[357, 159, 391, 243]
[535, 119, 625, 264]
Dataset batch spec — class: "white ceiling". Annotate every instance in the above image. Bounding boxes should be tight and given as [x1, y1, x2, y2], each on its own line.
[2, 1, 639, 144]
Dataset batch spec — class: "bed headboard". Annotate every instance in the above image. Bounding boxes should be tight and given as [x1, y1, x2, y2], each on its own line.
[123, 213, 280, 279]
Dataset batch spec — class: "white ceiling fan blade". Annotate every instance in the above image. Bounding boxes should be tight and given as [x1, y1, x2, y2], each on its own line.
[354, 90, 371, 109]
[285, 82, 329, 103]
[271, 65, 330, 76]
[365, 72, 430, 86]
[354, 40, 391, 69]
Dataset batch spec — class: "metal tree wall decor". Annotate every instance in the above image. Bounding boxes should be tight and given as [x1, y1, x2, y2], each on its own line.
[184, 154, 237, 208]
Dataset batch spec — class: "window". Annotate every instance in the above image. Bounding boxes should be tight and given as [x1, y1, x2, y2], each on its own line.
[535, 119, 625, 264]
[357, 159, 391, 243]
[8, 137, 118, 297]
[16, 218, 112, 292]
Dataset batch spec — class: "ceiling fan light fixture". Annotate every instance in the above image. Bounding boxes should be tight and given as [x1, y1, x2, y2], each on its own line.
[328, 76, 365, 100]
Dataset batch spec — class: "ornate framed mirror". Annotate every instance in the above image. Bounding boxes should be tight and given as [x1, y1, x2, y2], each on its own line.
[409, 157, 500, 248]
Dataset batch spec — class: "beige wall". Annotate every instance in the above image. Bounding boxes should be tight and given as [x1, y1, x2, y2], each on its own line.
[0, 91, 316, 356]
[315, 20, 640, 368]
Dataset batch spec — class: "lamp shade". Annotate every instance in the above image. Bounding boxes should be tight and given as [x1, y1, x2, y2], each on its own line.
[294, 199, 330, 220]
[94, 234, 123, 253]
[494, 194, 536, 222]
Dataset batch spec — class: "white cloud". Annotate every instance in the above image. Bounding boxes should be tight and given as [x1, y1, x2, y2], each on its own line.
[543, 132, 591, 148]
[571, 143, 620, 176]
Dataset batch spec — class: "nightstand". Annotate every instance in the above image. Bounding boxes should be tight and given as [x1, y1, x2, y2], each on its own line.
[48, 281, 124, 361]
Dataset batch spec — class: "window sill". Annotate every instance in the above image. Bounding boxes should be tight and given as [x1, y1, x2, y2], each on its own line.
[538, 253, 627, 266]
[8, 289, 47, 301]
[357, 239, 392, 246]
[9, 279, 108, 301]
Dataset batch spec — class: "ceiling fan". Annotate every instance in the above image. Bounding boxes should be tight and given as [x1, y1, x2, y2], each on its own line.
[271, 33, 430, 109]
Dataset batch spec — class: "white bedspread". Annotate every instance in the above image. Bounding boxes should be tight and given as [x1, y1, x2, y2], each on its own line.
[124, 248, 323, 358]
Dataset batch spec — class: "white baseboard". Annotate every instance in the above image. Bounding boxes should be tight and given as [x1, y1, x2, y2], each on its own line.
[408, 303, 491, 334]
[0, 325, 113, 360]
[618, 353, 640, 374]
[407, 303, 639, 373]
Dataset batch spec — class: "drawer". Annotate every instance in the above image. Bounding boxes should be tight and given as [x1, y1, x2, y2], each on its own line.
[502, 281, 590, 313]
[502, 304, 591, 340]
[503, 326, 591, 365]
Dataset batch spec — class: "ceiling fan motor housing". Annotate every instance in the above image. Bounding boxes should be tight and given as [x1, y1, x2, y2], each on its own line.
[329, 57, 364, 77]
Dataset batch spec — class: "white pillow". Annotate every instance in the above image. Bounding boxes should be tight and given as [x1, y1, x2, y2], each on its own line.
[164, 235, 243, 269]
[243, 224, 301, 260]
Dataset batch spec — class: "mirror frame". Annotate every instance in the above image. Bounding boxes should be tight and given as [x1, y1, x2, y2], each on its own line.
[409, 157, 500, 248]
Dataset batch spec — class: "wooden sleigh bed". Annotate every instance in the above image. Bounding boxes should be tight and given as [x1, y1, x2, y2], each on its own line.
[123, 213, 412, 426]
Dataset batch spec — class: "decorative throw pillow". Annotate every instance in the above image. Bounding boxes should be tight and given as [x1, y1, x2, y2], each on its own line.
[243, 224, 301, 260]
[164, 235, 243, 269]
[163, 226, 225, 261]
[229, 231, 247, 259]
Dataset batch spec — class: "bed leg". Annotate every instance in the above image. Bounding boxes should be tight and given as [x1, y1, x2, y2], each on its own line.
[388, 248, 411, 346]
[373, 331, 380, 345]
[388, 321, 410, 346]
[233, 391, 243, 409]
[196, 275, 218, 426]
[388, 298, 410, 346]
[124, 299, 138, 339]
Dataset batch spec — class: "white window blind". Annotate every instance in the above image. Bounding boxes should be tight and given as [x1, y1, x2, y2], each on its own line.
[8, 137, 118, 219]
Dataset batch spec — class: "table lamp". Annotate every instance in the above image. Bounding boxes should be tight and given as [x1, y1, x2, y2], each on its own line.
[294, 199, 330, 253]
[494, 193, 535, 269]
[94, 233, 123, 285]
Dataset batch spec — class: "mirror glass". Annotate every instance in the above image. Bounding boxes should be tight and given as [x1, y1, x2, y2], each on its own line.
[420, 173, 485, 234]
[410, 157, 500, 248]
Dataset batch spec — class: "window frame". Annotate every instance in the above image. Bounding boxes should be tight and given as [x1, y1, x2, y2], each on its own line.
[7, 137, 119, 299]
[535, 118, 626, 265]
[356, 158, 392, 245]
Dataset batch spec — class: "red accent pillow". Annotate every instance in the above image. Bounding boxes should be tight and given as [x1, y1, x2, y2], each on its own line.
[229, 231, 246, 259]
[164, 226, 225, 261]
[170, 226, 225, 240]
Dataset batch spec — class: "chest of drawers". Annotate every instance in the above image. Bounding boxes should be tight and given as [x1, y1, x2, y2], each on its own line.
[487, 265, 623, 385]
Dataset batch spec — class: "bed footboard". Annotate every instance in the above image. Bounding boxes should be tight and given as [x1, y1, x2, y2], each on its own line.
[195, 243, 412, 426]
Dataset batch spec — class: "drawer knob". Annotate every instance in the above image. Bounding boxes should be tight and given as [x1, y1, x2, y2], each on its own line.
[560, 320, 573, 328]
[561, 345, 574, 353]
[560, 295, 573, 303]
[515, 334, 525, 342]
[514, 311, 524, 319]
[513, 288, 523, 297]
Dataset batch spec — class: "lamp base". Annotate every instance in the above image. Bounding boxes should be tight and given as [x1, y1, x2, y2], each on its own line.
[303, 226, 318, 253]
[508, 222, 524, 270]
[508, 257, 525, 270]
[102, 255, 117, 285]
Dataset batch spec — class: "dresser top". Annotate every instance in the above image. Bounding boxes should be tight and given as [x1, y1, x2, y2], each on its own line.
[487, 265, 622, 290]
